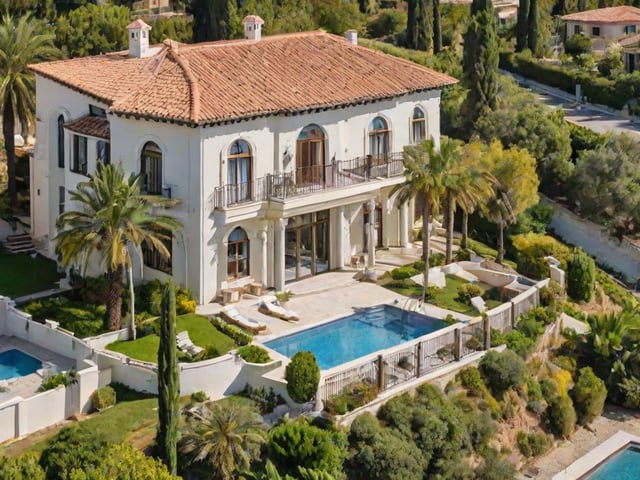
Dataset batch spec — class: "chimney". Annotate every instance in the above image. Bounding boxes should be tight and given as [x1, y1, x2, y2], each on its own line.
[242, 15, 265, 41]
[346, 29, 358, 46]
[126, 19, 152, 58]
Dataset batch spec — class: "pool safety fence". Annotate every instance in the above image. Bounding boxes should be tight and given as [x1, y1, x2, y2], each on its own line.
[319, 280, 548, 402]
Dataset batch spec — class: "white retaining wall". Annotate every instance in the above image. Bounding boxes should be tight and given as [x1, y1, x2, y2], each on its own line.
[84, 329, 130, 351]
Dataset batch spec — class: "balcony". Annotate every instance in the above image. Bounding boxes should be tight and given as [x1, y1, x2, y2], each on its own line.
[211, 153, 405, 210]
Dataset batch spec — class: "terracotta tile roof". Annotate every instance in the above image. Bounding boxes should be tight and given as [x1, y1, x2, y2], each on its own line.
[242, 15, 264, 25]
[30, 31, 457, 127]
[64, 115, 110, 139]
[619, 33, 640, 46]
[561, 6, 640, 24]
[127, 19, 151, 30]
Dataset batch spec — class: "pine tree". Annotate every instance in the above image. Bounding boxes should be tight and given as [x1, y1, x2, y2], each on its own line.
[156, 283, 179, 475]
[462, 0, 499, 126]
[527, 0, 539, 54]
[433, 0, 442, 54]
[516, 0, 529, 52]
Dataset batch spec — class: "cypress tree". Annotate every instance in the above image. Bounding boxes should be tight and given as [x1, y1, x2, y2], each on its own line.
[156, 283, 179, 475]
[190, 0, 235, 41]
[407, 0, 432, 51]
[516, 0, 529, 52]
[433, 0, 442, 54]
[407, 0, 417, 48]
[462, 0, 499, 126]
[527, 0, 539, 54]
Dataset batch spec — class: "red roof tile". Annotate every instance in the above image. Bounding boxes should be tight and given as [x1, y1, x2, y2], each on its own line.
[126, 19, 151, 30]
[561, 6, 640, 24]
[619, 33, 640, 46]
[64, 115, 110, 139]
[30, 31, 457, 127]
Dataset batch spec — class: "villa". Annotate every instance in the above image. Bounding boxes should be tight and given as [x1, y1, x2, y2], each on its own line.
[29, 17, 456, 305]
[561, 6, 640, 51]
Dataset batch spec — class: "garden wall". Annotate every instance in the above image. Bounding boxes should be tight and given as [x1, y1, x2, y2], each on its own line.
[545, 197, 640, 281]
[84, 328, 130, 351]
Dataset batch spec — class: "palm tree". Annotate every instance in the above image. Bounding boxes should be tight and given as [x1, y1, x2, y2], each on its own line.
[180, 402, 266, 480]
[55, 162, 181, 331]
[443, 141, 495, 264]
[0, 14, 60, 210]
[393, 137, 459, 303]
[586, 308, 640, 359]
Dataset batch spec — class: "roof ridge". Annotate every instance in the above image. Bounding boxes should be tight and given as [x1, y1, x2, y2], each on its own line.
[166, 42, 200, 123]
[180, 30, 327, 51]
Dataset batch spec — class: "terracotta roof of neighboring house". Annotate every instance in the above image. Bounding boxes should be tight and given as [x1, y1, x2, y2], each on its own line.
[561, 6, 640, 24]
[64, 115, 110, 139]
[29, 31, 457, 127]
[619, 33, 640, 47]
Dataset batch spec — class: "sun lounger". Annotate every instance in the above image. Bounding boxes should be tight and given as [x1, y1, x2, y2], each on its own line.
[258, 296, 299, 322]
[220, 306, 267, 334]
[470, 296, 487, 313]
[176, 330, 204, 355]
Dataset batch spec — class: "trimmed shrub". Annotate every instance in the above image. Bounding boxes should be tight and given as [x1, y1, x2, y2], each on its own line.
[210, 316, 252, 345]
[237, 344, 271, 364]
[190, 390, 208, 402]
[511, 233, 570, 280]
[285, 351, 321, 404]
[91, 386, 116, 412]
[456, 283, 483, 305]
[429, 253, 446, 267]
[517, 431, 552, 457]
[567, 251, 595, 302]
[544, 395, 576, 438]
[479, 350, 529, 396]
[571, 367, 607, 425]
[391, 265, 419, 280]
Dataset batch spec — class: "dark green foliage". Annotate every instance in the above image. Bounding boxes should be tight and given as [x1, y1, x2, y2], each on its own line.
[429, 252, 446, 267]
[516, 431, 552, 457]
[511, 203, 554, 236]
[211, 316, 252, 345]
[190, 390, 208, 403]
[406, 0, 432, 50]
[540, 378, 559, 399]
[596, 270, 637, 307]
[149, 15, 193, 44]
[491, 329, 535, 357]
[324, 381, 378, 415]
[475, 451, 517, 479]
[567, 251, 595, 302]
[390, 265, 420, 280]
[432, 0, 441, 53]
[539, 280, 562, 308]
[0, 453, 45, 479]
[571, 367, 607, 425]
[366, 9, 406, 38]
[544, 395, 576, 438]
[456, 367, 486, 397]
[479, 349, 529, 396]
[91, 386, 116, 412]
[552, 355, 577, 375]
[526, 0, 539, 53]
[285, 351, 321, 403]
[268, 419, 347, 478]
[23, 297, 106, 337]
[239, 384, 285, 414]
[135, 280, 196, 317]
[456, 283, 483, 305]
[156, 284, 179, 474]
[237, 345, 272, 364]
[515, 0, 529, 51]
[619, 377, 640, 409]
[190, 0, 236, 41]
[454, 248, 472, 261]
[564, 33, 592, 56]
[40, 425, 110, 479]
[462, 0, 499, 125]
[38, 371, 77, 392]
[569, 123, 607, 162]
[348, 412, 381, 445]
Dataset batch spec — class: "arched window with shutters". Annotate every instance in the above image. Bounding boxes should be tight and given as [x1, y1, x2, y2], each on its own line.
[411, 107, 426, 144]
[57, 115, 65, 168]
[227, 227, 250, 279]
[368, 116, 390, 159]
[227, 140, 252, 204]
[140, 141, 163, 195]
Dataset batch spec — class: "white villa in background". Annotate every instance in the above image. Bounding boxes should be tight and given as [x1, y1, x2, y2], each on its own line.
[561, 6, 640, 51]
[29, 17, 456, 305]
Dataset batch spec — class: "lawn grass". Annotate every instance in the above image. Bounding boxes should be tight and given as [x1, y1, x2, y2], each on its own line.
[0, 251, 61, 298]
[466, 239, 518, 269]
[107, 313, 236, 363]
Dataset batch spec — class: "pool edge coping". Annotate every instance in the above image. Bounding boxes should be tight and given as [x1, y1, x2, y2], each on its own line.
[552, 430, 640, 480]
[0, 347, 45, 382]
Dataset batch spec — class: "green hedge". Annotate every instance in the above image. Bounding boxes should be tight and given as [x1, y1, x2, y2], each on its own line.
[210, 316, 252, 346]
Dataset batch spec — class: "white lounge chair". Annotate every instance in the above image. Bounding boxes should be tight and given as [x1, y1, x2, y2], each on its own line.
[258, 296, 299, 322]
[176, 330, 204, 355]
[471, 296, 487, 313]
[220, 306, 267, 333]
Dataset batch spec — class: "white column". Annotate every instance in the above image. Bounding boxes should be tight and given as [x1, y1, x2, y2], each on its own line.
[335, 206, 345, 268]
[274, 219, 287, 291]
[400, 203, 409, 248]
[367, 199, 375, 269]
[257, 230, 268, 286]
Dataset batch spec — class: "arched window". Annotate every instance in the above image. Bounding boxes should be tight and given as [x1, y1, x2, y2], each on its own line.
[57, 115, 65, 168]
[227, 227, 249, 279]
[227, 140, 252, 204]
[296, 125, 325, 185]
[411, 107, 426, 143]
[140, 142, 162, 195]
[368, 116, 390, 159]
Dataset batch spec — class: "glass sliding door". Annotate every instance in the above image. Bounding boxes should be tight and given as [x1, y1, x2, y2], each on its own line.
[284, 210, 330, 282]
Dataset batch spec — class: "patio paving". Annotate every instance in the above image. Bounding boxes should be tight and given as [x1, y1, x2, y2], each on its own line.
[0, 336, 75, 404]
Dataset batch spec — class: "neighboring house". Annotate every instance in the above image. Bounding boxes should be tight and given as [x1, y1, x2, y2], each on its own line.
[440, 0, 518, 25]
[29, 17, 456, 305]
[620, 33, 640, 72]
[561, 6, 640, 51]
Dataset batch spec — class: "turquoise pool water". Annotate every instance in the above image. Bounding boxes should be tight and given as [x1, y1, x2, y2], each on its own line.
[0, 349, 42, 380]
[584, 445, 640, 479]
[264, 304, 446, 370]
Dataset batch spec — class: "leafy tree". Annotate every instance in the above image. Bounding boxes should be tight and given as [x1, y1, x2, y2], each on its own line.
[406, 0, 432, 50]
[515, 0, 529, 51]
[67, 444, 180, 479]
[479, 141, 539, 264]
[268, 418, 347, 478]
[571, 367, 606, 425]
[55, 162, 181, 331]
[366, 9, 406, 38]
[285, 351, 321, 403]
[461, 0, 499, 126]
[0, 0, 54, 19]
[544, 394, 576, 438]
[0, 14, 60, 211]
[0, 454, 45, 479]
[55, 4, 130, 58]
[312, 0, 364, 34]
[393, 138, 458, 301]
[526, 0, 539, 53]
[157, 283, 179, 474]
[566, 250, 595, 302]
[179, 402, 266, 480]
[39, 425, 110, 480]
[479, 349, 529, 396]
[475, 451, 517, 479]
[564, 33, 592, 56]
[150, 15, 194, 44]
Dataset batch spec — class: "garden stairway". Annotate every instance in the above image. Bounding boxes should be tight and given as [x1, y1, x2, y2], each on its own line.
[4, 233, 35, 254]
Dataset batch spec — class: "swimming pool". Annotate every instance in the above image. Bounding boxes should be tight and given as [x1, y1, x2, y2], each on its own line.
[264, 304, 447, 370]
[0, 349, 42, 381]
[583, 445, 640, 479]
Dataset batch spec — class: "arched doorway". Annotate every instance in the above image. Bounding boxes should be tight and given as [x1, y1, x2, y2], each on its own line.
[368, 116, 390, 160]
[296, 124, 325, 186]
[140, 141, 163, 195]
[227, 227, 250, 280]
